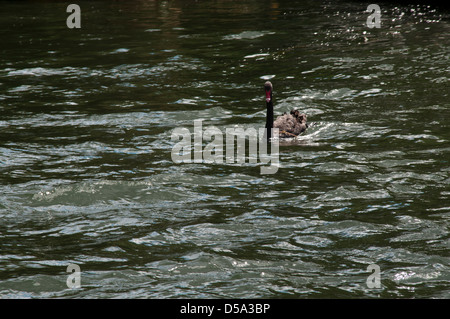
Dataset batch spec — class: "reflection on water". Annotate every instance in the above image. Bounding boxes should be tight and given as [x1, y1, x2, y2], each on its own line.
[0, 0, 449, 298]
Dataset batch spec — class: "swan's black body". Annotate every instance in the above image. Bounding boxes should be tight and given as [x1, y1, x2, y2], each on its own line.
[264, 81, 308, 139]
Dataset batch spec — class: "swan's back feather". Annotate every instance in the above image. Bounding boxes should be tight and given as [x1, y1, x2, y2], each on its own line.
[273, 110, 307, 137]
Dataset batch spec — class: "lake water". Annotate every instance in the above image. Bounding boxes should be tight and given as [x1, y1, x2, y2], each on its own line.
[0, 0, 449, 298]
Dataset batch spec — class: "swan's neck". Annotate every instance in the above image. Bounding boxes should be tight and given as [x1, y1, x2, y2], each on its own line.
[265, 100, 273, 139]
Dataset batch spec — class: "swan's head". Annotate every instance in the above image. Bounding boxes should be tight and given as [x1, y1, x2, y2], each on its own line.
[264, 81, 273, 103]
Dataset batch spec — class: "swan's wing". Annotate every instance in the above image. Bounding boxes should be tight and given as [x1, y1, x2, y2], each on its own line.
[274, 113, 307, 135]
[274, 114, 294, 131]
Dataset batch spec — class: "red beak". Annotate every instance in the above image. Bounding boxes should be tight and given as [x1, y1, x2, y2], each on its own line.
[265, 90, 271, 103]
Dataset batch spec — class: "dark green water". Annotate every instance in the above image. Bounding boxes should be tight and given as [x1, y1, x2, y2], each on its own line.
[0, 0, 449, 298]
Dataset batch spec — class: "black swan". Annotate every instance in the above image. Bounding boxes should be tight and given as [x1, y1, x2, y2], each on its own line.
[264, 81, 308, 139]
